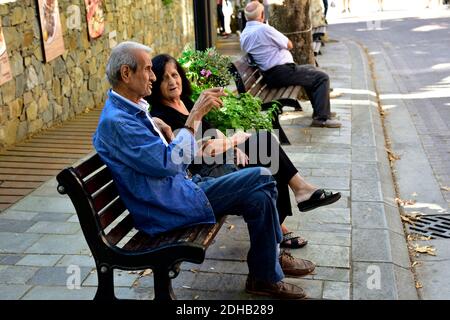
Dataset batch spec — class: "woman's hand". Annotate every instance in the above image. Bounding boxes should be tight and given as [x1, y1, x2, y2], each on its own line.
[231, 131, 252, 146]
[185, 88, 227, 132]
[234, 147, 249, 167]
[152, 117, 175, 143]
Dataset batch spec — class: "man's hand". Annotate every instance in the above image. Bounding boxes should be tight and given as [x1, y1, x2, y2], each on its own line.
[185, 88, 227, 132]
[152, 117, 175, 143]
[234, 147, 249, 167]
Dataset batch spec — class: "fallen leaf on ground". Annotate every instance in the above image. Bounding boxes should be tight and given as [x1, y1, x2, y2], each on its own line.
[182, 285, 191, 289]
[386, 148, 400, 162]
[140, 269, 152, 277]
[190, 269, 199, 273]
[401, 213, 422, 225]
[194, 295, 199, 300]
[413, 244, 436, 256]
[219, 246, 226, 249]
[227, 224, 235, 231]
[415, 281, 423, 289]
[395, 198, 417, 206]
[330, 91, 343, 99]
[441, 186, 450, 192]
[412, 261, 422, 268]
[408, 234, 431, 241]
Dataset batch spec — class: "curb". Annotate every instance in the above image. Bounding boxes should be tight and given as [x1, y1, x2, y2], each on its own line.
[344, 39, 418, 299]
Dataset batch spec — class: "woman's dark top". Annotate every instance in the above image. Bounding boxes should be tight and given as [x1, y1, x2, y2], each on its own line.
[150, 97, 236, 177]
[150, 98, 213, 136]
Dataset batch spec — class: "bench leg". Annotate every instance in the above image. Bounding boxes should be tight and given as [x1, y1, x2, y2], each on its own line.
[272, 116, 291, 145]
[94, 265, 117, 300]
[153, 267, 176, 300]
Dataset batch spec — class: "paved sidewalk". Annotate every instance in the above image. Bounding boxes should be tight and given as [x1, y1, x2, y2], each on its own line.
[0, 34, 416, 300]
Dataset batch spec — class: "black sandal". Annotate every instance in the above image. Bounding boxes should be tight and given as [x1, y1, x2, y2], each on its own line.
[297, 189, 341, 212]
[280, 232, 308, 249]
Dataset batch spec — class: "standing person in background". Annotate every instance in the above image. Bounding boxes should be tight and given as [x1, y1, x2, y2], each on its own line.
[222, 0, 234, 35]
[323, 0, 329, 18]
[342, 0, 350, 13]
[217, 0, 226, 35]
[263, 0, 270, 24]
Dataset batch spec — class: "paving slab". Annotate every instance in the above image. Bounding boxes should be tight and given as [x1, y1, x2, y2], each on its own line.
[16, 254, 62, 267]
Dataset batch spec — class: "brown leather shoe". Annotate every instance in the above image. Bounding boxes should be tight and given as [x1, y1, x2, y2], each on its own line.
[280, 250, 316, 277]
[245, 277, 307, 299]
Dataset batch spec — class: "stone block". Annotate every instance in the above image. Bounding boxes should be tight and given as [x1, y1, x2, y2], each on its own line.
[26, 101, 38, 121]
[26, 221, 80, 235]
[292, 244, 350, 268]
[0, 265, 38, 284]
[0, 284, 31, 299]
[28, 266, 92, 286]
[22, 286, 96, 300]
[323, 281, 350, 300]
[352, 179, 383, 202]
[0, 219, 35, 233]
[16, 254, 62, 267]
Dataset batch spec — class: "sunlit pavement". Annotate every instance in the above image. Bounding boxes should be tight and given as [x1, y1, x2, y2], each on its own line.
[328, 2, 450, 299]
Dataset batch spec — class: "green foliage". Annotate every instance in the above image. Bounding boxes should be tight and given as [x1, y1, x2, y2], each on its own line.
[162, 0, 173, 6]
[205, 91, 280, 133]
[178, 46, 278, 132]
[178, 46, 233, 103]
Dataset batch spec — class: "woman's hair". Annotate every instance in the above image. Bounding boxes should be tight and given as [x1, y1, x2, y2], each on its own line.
[146, 53, 192, 106]
[106, 41, 152, 87]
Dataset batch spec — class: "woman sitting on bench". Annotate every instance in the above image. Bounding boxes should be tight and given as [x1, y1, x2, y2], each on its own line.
[146, 54, 341, 249]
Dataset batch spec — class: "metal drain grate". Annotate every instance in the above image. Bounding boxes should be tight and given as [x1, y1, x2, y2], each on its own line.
[407, 215, 450, 239]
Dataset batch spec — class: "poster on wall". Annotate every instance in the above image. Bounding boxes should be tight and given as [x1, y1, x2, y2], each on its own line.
[0, 21, 12, 86]
[84, 0, 105, 40]
[37, 0, 65, 62]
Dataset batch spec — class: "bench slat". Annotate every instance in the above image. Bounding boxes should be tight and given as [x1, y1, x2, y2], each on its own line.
[74, 154, 105, 179]
[92, 182, 119, 212]
[99, 197, 127, 229]
[280, 86, 295, 99]
[84, 166, 113, 195]
[263, 87, 286, 104]
[105, 213, 135, 246]
[194, 216, 227, 247]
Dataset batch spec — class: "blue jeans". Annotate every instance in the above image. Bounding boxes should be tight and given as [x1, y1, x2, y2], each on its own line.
[193, 167, 284, 283]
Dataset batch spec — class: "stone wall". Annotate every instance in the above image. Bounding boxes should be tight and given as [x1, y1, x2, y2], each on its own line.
[0, 0, 195, 147]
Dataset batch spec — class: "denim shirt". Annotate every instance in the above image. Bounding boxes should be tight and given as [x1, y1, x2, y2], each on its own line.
[93, 90, 215, 236]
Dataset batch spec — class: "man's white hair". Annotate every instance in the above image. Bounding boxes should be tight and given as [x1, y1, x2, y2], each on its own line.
[106, 41, 152, 87]
[244, 1, 264, 21]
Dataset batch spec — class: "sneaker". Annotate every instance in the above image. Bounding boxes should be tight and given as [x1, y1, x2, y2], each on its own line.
[311, 119, 341, 128]
[279, 250, 316, 277]
[245, 276, 307, 299]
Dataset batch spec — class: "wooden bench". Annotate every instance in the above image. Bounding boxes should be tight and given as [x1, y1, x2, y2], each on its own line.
[229, 55, 304, 145]
[56, 152, 226, 300]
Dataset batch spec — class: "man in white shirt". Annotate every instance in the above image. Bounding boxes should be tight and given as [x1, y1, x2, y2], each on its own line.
[240, 1, 341, 128]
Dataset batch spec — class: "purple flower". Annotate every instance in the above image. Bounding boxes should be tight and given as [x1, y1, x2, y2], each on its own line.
[201, 69, 212, 78]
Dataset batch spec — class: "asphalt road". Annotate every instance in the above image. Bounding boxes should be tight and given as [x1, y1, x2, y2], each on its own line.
[327, 5, 450, 298]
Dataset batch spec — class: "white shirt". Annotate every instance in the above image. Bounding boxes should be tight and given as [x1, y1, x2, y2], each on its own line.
[240, 21, 294, 71]
[110, 90, 169, 146]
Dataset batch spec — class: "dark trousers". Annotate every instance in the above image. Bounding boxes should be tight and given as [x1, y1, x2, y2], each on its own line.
[323, 0, 328, 17]
[197, 131, 299, 225]
[217, 4, 225, 33]
[240, 131, 298, 224]
[263, 63, 331, 121]
[196, 167, 284, 283]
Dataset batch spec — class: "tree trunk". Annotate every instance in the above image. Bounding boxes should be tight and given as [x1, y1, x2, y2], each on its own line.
[270, 0, 314, 65]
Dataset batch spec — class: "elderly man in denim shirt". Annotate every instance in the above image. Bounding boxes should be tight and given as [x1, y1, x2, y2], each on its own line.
[93, 41, 315, 299]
